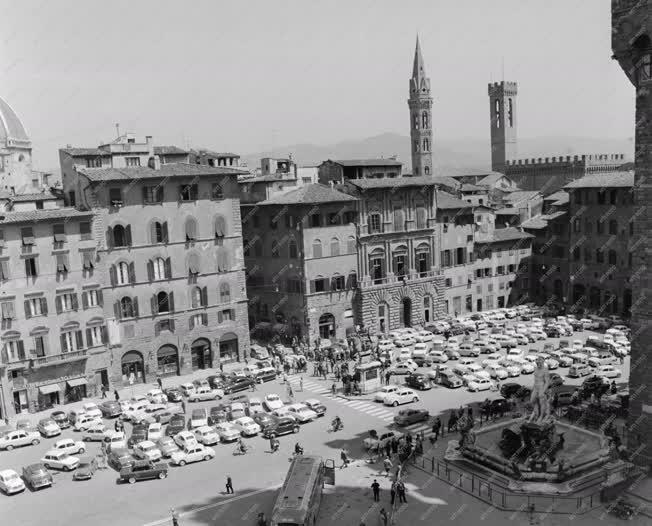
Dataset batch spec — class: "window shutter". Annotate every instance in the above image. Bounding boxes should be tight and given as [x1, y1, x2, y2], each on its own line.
[101, 325, 108, 343]
[128, 262, 136, 283]
[24, 300, 31, 319]
[151, 295, 158, 315]
[110, 265, 117, 286]
[96, 290, 103, 307]
[218, 311, 223, 323]
[165, 257, 172, 279]
[114, 301, 121, 320]
[162, 222, 169, 243]
[86, 328, 92, 346]
[202, 313, 208, 326]
[189, 316, 195, 330]
[310, 280, 315, 293]
[75, 330, 84, 349]
[60, 334, 67, 353]
[82, 292, 88, 310]
[186, 219, 196, 241]
[157, 186, 164, 202]
[142, 186, 148, 202]
[71, 294, 79, 311]
[55, 296, 62, 314]
[147, 260, 154, 281]
[106, 227, 114, 248]
[133, 297, 139, 317]
[40, 297, 48, 315]
[125, 225, 132, 246]
[168, 292, 175, 312]
[201, 286, 208, 307]
[0, 260, 9, 280]
[215, 216, 226, 238]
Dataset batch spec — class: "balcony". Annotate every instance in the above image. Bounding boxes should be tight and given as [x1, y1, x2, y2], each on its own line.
[359, 269, 441, 290]
[32, 349, 88, 368]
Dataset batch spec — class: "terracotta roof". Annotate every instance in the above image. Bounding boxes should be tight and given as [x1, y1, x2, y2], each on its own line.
[483, 227, 534, 243]
[347, 175, 452, 189]
[543, 190, 567, 202]
[327, 159, 402, 167]
[10, 192, 58, 202]
[564, 171, 634, 189]
[257, 183, 358, 205]
[551, 193, 569, 206]
[494, 207, 520, 215]
[239, 174, 294, 183]
[545, 211, 567, 220]
[503, 191, 540, 203]
[477, 172, 512, 186]
[78, 163, 247, 182]
[0, 207, 93, 224]
[437, 192, 472, 209]
[60, 147, 111, 156]
[521, 216, 548, 230]
[460, 183, 485, 192]
[154, 146, 187, 155]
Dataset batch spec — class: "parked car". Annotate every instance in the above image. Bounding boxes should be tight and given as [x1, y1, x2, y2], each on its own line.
[72, 455, 98, 481]
[82, 424, 110, 442]
[41, 449, 80, 471]
[207, 405, 228, 426]
[107, 448, 136, 472]
[22, 464, 53, 490]
[82, 402, 103, 419]
[146, 389, 168, 404]
[252, 367, 277, 384]
[393, 408, 429, 426]
[103, 431, 127, 451]
[156, 436, 180, 458]
[188, 408, 208, 429]
[374, 386, 400, 403]
[228, 402, 247, 421]
[51, 437, 85, 456]
[166, 415, 186, 436]
[261, 416, 300, 439]
[170, 443, 215, 466]
[285, 404, 318, 423]
[383, 388, 419, 407]
[303, 399, 326, 417]
[164, 387, 183, 403]
[49, 410, 69, 430]
[468, 378, 495, 392]
[118, 459, 168, 484]
[74, 415, 103, 432]
[580, 375, 609, 399]
[436, 370, 463, 389]
[595, 365, 622, 379]
[263, 393, 284, 411]
[154, 405, 185, 425]
[37, 418, 62, 438]
[363, 430, 403, 451]
[500, 383, 523, 399]
[405, 372, 431, 390]
[0, 469, 26, 494]
[128, 425, 148, 448]
[568, 364, 592, 378]
[173, 431, 198, 449]
[99, 401, 122, 418]
[179, 383, 196, 397]
[188, 386, 224, 402]
[388, 361, 418, 376]
[193, 425, 220, 445]
[0, 429, 41, 451]
[222, 377, 255, 394]
[214, 422, 241, 442]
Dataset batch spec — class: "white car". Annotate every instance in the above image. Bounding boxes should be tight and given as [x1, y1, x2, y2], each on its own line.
[270, 407, 297, 422]
[193, 425, 220, 445]
[37, 419, 62, 438]
[596, 365, 621, 379]
[133, 440, 163, 462]
[0, 429, 40, 451]
[544, 358, 559, 370]
[82, 402, 102, 419]
[122, 401, 151, 422]
[485, 363, 509, 380]
[468, 378, 495, 392]
[41, 450, 80, 471]
[378, 339, 395, 352]
[465, 363, 491, 380]
[481, 353, 503, 367]
[52, 438, 85, 455]
[389, 361, 418, 375]
[514, 334, 529, 346]
[374, 386, 400, 403]
[232, 416, 262, 436]
[504, 309, 517, 319]
[572, 340, 584, 352]
[179, 383, 196, 397]
[74, 415, 103, 432]
[529, 329, 547, 341]
[426, 350, 449, 363]
[82, 424, 110, 442]
[507, 348, 524, 359]
[397, 348, 412, 361]
[174, 431, 198, 449]
[248, 398, 264, 414]
[286, 404, 318, 423]
[383, 388, 419, 407]
[394, 336, 416, 347]
[214, 422, 241, 442]
[414, 330, 434, 343]
[171, 444, 215, 466]
[147, 422, 163, 441]
[503, 363, 522, 377]
[511, 357, 535, 374]
[146, 389, 168, 405]
[103, 431, 127, 450]
[264, 394, 284, 411]
[0, 469, 25, 494]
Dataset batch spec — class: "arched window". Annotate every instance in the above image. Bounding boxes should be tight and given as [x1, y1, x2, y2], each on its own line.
[330, 237, 340, 257]
[289, 239, 298, 258]
[312, 239, 322, 258]
[151, 221, 167, 244]
[378, 302, 389, 333]
[423, 138, 429, 152]
[214, 215, 227, 240]
[156, 291, 170, 313]
[152, 257, 166, 280]
[508, 98, 514, 127]
[116, 262, 130, 285]
[414, 140, 420, 153]
[271, 239, 280, 258]
[494, 99, 501, 128]
[609, 220, 618, 235]
[191, 287, 203, 308]
[424, 166, 430, 175]
[347, 236, 356, 253]
[112, 225, 130, 247]
[422, 111, 429, 129]
[608, 250, 617, 265]
[185, 217, 198, 241]
[413, 114, 419, 130]
[369, 249, 386, 284]
[220, 282, 231, 303]
[120, 297, 134, 318]
[416, 207, 427, 229]
[216, 247, 230, 272]
[393, 208, 405, 232]
[415, 244, 430, 277]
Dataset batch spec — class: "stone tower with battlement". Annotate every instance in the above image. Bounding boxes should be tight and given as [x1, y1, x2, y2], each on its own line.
[488, 81, 518, 173]
[612, 0, 652, 467]
[408, 36, 433, 176]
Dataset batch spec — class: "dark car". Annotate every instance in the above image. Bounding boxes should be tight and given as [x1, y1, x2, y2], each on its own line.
[252, 412, 276, 430]
[489, 398, 510, 416]
[50, 410, 70, 429]
[544, 326, 561, 338]
[549, 373, 564, 388]
[99, 401, 122, 418]
[500, 383, 531, 400]
[22, 463, 53, 490]
[154, 406, 184, 425]
[223, 377, 255, 394]
[580, 375, 609, 399]
[166, 415, 186, 437]
[73, 455, 98, 481]
[207, 405, 228, 426]
[118, 459, 168, 484]
[405, 373, 431, 391]
[207, 374, 229, 390]
[252, 368, 277, 384]
[164, 388, 183, 403]
[127, 424, 148, 448]
[108, 448, 136, 472]
[437, 370, 463, 389]
[550, 386, 576, 406]
[261, 416, 300, 439]
[393, 408, 429, 426]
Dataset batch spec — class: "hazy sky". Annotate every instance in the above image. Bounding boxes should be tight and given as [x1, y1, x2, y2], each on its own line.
[1, 0, 634, 170]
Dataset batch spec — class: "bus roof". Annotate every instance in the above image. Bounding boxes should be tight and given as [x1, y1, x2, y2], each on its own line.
[271, 455, 323, 523]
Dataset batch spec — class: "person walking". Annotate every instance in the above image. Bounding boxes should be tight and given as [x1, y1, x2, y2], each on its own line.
[181, 400, 186, 414]
[257, 512, 268, 526]
[114, 389, 120, 401]
[340, 449, 350, 469]
[371, 479, 380, 501]
[379, 508, 388, 526]
[432, 417, 441, 441]
[225, 475, 234, 494]
[171, 508, 180, 526]
[384, 441, 392, 459]
[157, 376, 163, 390]
[390, 482, 397, 506]
[299, 377, 304, 392]
[397, 481, 407, 503]
[101, 384, 107, 399]
[383, 456, 393, 477]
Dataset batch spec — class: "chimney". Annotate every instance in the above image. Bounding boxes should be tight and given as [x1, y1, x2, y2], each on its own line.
[146, 135, 154, 158]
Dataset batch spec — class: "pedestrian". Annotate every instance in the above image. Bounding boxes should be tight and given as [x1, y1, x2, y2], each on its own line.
[171, 508, 180, 526]
[257, 512, 268, 526]
[380, 508, 388, 526]
[383, 456, 393, 477]
[390, 482, 396, 506]
[385, 441, 392, 458]
[385, 371, 391, 385]
[225, 475, 234, 494]
[282, 372, 288, 384]
[331, 383, 337, 395]
[181, 400, 186, 414]
[101, 384, 107, 399]
[157, 376, 163, 390]
[114, 389, 120, 401]
[371, 479, 380, 501]
[432, 417, 441, 440]
[391, 437, 399, 455]
[299, 377, 303, 392]
[340, 449, 350, 469]
[220, 363, 224, 372]
[251, 380, 257, 392]
[397, 481, 407, 503]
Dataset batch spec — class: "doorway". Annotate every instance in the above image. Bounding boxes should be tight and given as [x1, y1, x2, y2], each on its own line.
[191, 339, 212, 370]
[476, 298, 483, 312]
[95, 370, 109, 391]
[13, 390, 28, 414]
[401, 298, 412, 327]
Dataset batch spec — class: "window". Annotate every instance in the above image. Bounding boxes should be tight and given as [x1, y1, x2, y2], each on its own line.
[496, 265, 505, 275]
[289, 239, 298, 258]
[573, 219, 581, 233]
[68, 191, 76, 207]
[143, 185, 164, 204]
[330, 238, 340, 256]
[414, 140, 420, 152]
[151, 257, 168, 281]
[86, 157, 102, 168]
[190, 313, 207, 329]
[455, 247, 465, 265]
[150, 221, 167, 244]
[370, 255, 385, 284]
[25, 257, 37, 277]
[328, 213, 341, 225]
[423, 138, 429, 152]
[185, 217, 198, 241]
[61, 330, 83, 353]
[573, 247, 580, 261]
[1, 301, 15, 320]
[348, 271, 357, 289]
[445, 278, 452, 287]
[494, 99, 501, 128]
[24, 297, 47, 318]
[86, 326, 105, 347]
[56, 254, 69, 274]
[476, 269, 483, 278]
[368, 213, 382, 234]
[219, 282, 231, 303]
[179, 184, 198, 201]
[598, 191, 606, 205]
[83, 289, 100, 309]
[34, 336, 46, 357]
[310, 214, 321, 227]
[120, 297, 136, 318]
[216, 247, 230, 272]
[211, 183, 224, 200]
[191, 286, 207, 308]
[154, 291, 172, 314]
[393, 209, 404, 232]
[629, 221, 634, 236]
[269, 217, 278, 230]
[416, 207, 427, 229]
[313, 277, 327, 293]
[393, 252, 407, 277]
[312, 239, 322, 258]
[609, 220, 618, 235]
[610, 190, 617, 205]
[596, 249, 604, 263]
[346, 236, 356, 254]
[56, 293, 78, 313]
[508, 264, 516, 273]
[584, 219, 592, 234]
[442, 250, 451, 267]
[574, 191, 582, 205]
[218, 309, 235, 323]
[344, 211, 356, 223]
[286, 278, 302, 293]
[109, 188, 123, 206]
[332, 275, 345, 291]
[116, 261, 131, 285]
[53, 224, 66, 243]
[80, 221, 92, 241]
[608, 250, 617, 265]
[125, 157, 140, 167]
[111, 224, 131, 247]
[422, 111, 429, 129]
[597, 220, 604, 235]
[214, 216, 226, 240]
[21, 226, 35, 246]
[508, 98, 513, 127]
[271, 239, 280, 258]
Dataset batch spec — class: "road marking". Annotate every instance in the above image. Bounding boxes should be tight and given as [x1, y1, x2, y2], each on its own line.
[141, 484, 283, 526]
[365, 408, 391, 416]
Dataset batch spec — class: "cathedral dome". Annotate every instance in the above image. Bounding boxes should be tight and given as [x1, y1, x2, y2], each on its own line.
[0, 96, 30, 146]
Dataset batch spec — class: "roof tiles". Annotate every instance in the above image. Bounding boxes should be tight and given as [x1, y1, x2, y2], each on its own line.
[563, 171, 634, 189]
[257, 183, 358, 205]
[78, 163, 247, 182]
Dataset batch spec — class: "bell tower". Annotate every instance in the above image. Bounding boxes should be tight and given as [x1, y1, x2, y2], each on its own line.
[488, 80, 518, 173]
[408, 36, 433, 176]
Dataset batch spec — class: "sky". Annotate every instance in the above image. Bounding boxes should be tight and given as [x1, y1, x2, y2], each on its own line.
[0, 0, 634, 170]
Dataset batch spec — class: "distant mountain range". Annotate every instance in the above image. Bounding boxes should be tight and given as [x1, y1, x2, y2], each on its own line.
[240, 132, 634, 174]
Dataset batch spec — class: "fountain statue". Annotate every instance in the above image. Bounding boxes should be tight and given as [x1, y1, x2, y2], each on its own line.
[529, 356, 551, 424]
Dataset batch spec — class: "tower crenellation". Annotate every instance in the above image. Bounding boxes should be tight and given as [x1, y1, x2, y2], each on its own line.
[488, 80, 518, 173]
[408, 35, 433, 177]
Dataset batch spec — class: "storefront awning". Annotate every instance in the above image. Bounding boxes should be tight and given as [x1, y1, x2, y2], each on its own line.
[39, 384, 60, 395]
[67, 377, 88, 388]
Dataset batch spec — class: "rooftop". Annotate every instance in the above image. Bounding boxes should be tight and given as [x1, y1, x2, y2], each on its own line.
[544, 190, 568, 202]
[483, 227, 534, 243]
[10, 191, 58, 202]
[460, 183, 485, 192]
[257, 183, 357, 206]
[190, 149, 240, 158]
[346, 175, 454, 190]
[153, 146, 187, 155]
[326, 158, 402, 167]
[503, 190, 540, 204]
[563, 171, 635, 189]
[60, 147, 111, 157]
[521, 216, 548, 230]
[477, 172, 512, 187]
[77, 163, 247, 182]
[494, 207, 521, 215]
[437, 191, 473, 209]
[0, 207, 93, 224]
[239, 174, 294, 184]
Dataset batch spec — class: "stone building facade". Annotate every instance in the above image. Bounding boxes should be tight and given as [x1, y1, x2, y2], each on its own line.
[612, 0, 652, 467]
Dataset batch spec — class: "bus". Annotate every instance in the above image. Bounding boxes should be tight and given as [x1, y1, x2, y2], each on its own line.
[270, 455, 326, 526]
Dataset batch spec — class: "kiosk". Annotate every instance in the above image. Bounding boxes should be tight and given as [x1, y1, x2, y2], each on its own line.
[354, 361, 382, 394]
